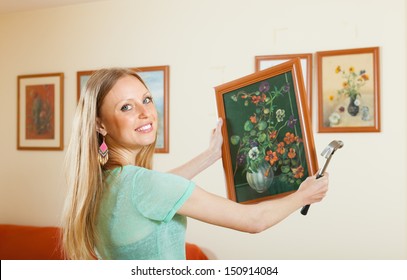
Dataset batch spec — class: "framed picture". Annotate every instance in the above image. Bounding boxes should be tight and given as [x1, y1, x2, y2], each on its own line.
[215, 58, 317, 204]
[317, 47, 380, 132]
[17, 73, 64, 150]
[77, 66, 170, 153]
[76, 70, 94, 100]
[255, 53, 313, 114]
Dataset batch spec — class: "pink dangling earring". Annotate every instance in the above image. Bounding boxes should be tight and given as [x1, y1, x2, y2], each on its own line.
[98, 134, 109, 166]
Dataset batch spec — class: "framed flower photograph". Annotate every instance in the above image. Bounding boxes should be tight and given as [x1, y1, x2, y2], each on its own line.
[215, 59, 318, 204]
[77, 66, 170, 153]
[317, 47, 381, 132]
[255, 53, 313, 114]
[17, 73, 64, 150]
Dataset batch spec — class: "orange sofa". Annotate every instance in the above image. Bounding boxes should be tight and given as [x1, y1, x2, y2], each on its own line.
[0, 224, 207, 260]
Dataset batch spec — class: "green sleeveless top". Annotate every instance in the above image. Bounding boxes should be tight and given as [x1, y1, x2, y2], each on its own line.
[95, 165, 195, 259]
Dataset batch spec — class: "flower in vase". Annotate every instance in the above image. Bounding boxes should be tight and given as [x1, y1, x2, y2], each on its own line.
[336, 66, 369, 101]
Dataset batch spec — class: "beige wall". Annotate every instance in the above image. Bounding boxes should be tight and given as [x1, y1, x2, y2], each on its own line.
[0, 0, 406, 259]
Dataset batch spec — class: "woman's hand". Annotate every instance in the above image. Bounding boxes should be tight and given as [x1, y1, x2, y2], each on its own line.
[296, 173, 329, 206]
[208, 118, 223, 162]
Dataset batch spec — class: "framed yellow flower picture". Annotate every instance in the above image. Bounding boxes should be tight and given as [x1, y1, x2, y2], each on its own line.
[317, 47, 381, 132]
[215, 59, 318, 204]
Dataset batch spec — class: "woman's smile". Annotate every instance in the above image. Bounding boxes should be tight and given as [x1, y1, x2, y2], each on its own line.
[135, 123, 153, 133]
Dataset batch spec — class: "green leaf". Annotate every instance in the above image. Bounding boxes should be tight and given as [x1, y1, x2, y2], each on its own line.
[230, 135, 240, 145]
[258, 133, 267, 143]
[244, 121, 253, 131]
[281, 165, 290, 174]
[258, 121, 267, 130]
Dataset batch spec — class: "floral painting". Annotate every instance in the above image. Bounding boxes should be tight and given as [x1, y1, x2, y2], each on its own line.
[317, 47, 380, 132]
[18, 73, 64, 150]
[25, 84, 55, 139]
[215, 59, 317, 204]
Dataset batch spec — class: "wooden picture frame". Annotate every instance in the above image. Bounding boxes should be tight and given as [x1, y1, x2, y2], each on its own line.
[77, 66, 170, 153]
[76, 70, 94, 101]
[317, 47, 381, 132]
[17, 73, 64, 150]
[215, 58, 317, 204]
[255, 53, 313, 114]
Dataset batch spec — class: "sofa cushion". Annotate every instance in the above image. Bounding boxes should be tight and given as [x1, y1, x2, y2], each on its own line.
[0, 224, 64, 260]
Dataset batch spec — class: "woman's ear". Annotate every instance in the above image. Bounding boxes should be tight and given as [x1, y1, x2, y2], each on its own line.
[96, 117, 107, 136]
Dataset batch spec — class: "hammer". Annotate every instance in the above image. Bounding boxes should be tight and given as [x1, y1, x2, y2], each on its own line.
[301, 140, 344, 215]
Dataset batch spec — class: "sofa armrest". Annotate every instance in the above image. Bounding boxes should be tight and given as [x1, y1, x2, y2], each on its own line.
[186, 242, 208, 260]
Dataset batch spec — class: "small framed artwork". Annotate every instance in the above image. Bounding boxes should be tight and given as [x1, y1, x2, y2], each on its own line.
[77, 66, 170, 153]
[215, 58, 317, 204]
[17, 73, 64, 150]
[317, 47, 380, 132]
[255, 53, 313, 114]
[76, 70, 94, 100]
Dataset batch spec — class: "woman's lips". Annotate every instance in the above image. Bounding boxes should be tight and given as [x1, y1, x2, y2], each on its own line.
[135, 123, 153, 133]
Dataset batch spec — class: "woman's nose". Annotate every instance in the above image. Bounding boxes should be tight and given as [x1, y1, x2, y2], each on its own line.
[136, 104, 151, 118]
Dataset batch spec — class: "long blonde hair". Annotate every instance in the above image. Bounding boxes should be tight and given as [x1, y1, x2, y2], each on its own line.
[62, 68, 156, 259]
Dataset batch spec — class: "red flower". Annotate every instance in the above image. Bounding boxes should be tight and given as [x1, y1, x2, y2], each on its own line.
[269, 130, 277, 140]
[265, 150, 279, 166]
[277, 142, 285, 155]
[288, 148, 296, 159]
[292, 165, 304, 179]
[284, 132, 296, 144]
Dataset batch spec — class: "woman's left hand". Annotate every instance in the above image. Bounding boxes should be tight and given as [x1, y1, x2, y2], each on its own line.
[208, 118, 223, 161]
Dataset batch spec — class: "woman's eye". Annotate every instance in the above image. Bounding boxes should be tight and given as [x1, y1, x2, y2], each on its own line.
[143, 96, 153, 104]
[120, 104, 132, 111]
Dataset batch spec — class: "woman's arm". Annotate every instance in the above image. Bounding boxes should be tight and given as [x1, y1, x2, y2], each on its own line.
[177, 173, 329, 233]
[169, 118, 223, 180]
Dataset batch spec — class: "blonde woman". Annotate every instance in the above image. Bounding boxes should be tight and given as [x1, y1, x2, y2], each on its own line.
[62, 68, 329, 260]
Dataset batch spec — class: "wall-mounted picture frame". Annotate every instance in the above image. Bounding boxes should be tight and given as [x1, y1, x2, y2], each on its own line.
[215, 59, 317, 204]
[17, 73, 64, 150]
[76, 70, 94, 101]
[255, 53, 313, 115]
[317, 47, 380, 132]
[77, 66, 170, 153]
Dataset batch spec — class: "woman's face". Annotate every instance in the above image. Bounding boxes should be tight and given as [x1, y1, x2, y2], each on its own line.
[97, 75, 158, 152]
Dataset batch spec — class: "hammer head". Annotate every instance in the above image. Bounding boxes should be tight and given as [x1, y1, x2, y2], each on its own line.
[321, 140, 344, 158]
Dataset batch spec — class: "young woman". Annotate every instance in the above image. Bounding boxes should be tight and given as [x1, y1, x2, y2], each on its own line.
[62, 68, 329, 260]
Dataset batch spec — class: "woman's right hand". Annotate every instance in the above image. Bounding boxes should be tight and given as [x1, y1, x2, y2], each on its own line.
[296, 173, 329, 206]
